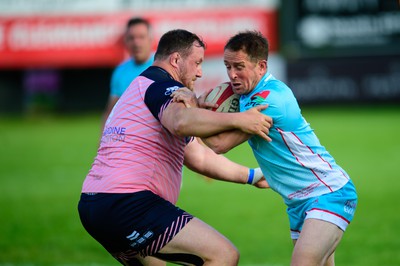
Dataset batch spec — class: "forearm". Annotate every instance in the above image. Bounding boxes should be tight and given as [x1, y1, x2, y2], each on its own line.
[187, 147, 249, 184]
[168, 106, 241, 137]
[201, 129, 250, 154]
[162, 101, 272, 141]
[184, 139, 267, 187]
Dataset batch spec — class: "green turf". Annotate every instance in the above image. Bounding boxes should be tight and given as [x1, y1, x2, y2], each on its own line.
[0, 105, 399, 266]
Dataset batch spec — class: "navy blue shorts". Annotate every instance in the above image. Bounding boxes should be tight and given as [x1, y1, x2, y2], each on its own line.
[78, 191, 193, 260]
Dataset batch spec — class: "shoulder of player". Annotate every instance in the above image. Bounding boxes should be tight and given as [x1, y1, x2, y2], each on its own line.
[146, 80, 183, 96]
[261, 78, 295, 101]
[142, 67, 183, 86]
[265, 76, 288, 90]
[249, 78, 292, 109]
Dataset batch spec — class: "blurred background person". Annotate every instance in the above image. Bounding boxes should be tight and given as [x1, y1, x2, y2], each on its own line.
[102, 17, 154, 129]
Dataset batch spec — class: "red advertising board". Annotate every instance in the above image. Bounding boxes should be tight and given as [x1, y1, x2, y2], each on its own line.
[147, 8, 278, 56]
[0, 8, 277, 68]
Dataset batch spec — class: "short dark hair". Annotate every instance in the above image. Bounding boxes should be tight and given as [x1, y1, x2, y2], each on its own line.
[224, 31, 269, 62]
[126, 17, 151, 31]
[154, 29, 206, 60]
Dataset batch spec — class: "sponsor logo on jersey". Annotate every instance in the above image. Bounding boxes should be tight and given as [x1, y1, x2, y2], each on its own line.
[245, 90, 270, 108]
[101, 126, 126, 143]
[164, 86, 180, 95]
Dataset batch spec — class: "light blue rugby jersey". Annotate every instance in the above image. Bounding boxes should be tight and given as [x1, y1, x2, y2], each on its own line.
[240, 73, 350, 207]
[110, 55, 154, 97]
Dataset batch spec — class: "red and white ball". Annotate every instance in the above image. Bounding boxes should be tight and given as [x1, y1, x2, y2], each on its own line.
[205, 82, 240, 112]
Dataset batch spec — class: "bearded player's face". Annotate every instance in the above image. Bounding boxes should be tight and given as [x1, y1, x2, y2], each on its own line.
[178, 42, 204, 91]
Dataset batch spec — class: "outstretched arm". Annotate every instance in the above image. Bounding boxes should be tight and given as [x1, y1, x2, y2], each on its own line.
[170, 87, 272, 152]
[161, 99, 272, 140]
[184, 138, 269, 188]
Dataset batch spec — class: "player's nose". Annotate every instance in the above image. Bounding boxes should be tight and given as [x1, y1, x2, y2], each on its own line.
[227, 68, 237, 80]
[196, 67, 202, 78]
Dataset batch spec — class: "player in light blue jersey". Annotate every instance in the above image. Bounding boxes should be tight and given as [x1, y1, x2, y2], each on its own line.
[202, 31, 358, 266]
[102, 17, 154, 129]
[110, 54, 153, 98]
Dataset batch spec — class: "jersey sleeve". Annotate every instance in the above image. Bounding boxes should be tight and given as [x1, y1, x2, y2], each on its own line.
[144, 80, 184, 121]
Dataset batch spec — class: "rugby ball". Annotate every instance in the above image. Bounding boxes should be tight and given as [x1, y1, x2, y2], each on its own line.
[204, 82, 240, 112]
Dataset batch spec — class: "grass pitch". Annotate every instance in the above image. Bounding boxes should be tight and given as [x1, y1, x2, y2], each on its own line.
[0, 105, 399, 266]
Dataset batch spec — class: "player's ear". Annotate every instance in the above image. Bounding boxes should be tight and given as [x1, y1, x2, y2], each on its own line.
[170, 52, 180, 67]
[258, 60, 267, 71]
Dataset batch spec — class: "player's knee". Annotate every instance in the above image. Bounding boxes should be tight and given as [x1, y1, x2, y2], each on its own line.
[218, 243, 240, 265]
[201, 242, 239, 265]
[232, 246, 241, 264]
[228, 247, 240, 265]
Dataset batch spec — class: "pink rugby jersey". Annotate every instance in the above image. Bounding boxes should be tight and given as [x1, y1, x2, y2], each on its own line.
[82, 66, 190, 204]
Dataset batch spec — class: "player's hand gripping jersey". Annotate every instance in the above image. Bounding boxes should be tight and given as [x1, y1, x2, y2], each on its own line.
[83, 66, 192, 204]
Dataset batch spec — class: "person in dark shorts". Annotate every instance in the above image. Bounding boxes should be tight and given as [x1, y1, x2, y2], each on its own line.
[78, 29, 273, 265]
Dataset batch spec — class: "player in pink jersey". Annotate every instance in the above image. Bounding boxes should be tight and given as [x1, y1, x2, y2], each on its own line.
[78, 29, 272, 266]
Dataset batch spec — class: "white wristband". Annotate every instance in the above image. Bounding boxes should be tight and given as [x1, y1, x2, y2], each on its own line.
[247, 168, 263, 185]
